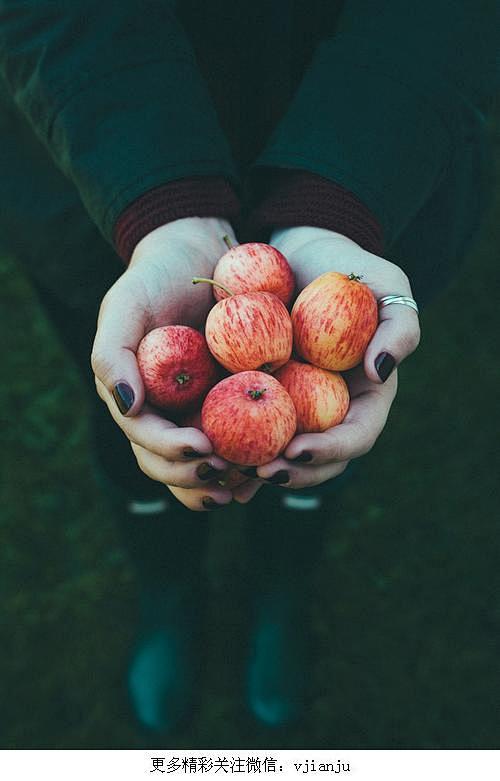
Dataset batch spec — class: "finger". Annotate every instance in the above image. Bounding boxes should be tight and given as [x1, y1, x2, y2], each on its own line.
[284, 373, 397, 465]
[91, 285, 147, 416]
[168, 485, 233, 512]
[364, 304, 420, 384]
[256, 458, 349, 489]
[232, 479, 264, 504]
[131, 442, 230, 489]
[95, 377, 214, 459]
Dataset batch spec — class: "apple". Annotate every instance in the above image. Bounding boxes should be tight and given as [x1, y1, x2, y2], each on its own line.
[274, 360, 349, 434]
[137, 325, 219, 412]
[201, 371, 297, 466]
[291, 272, 378, 371]
[203, 290, 293, 374]
[212, 237, 295, 306]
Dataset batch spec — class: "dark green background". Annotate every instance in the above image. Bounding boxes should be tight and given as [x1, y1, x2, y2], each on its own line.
[1, 119, 499, 751]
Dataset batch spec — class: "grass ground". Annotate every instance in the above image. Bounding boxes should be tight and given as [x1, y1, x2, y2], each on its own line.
[1, 123, 499, 750]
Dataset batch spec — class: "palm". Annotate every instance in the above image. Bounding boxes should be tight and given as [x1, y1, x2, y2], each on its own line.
[111, 221, 231, 346]
[282, 233, 407, 300]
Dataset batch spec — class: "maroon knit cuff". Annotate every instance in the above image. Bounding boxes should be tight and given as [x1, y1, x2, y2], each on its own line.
[245, 169, 384, 255]
[114, 176, 241, 263]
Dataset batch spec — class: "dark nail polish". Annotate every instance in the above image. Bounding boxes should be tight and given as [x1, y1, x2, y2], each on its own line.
[266, 470, 290, 485]
[197, 462, 223, 481]
[293, 451, 313, 463]
[202, 497, 221, 510]
[112, 382, 134, 414]
[375, 352, 396, 382]
[239, 466, 258, 478]
[183, 449, 204, 459]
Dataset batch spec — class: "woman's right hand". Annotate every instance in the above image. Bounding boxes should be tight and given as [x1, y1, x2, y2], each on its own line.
[91, 216, 237, 511]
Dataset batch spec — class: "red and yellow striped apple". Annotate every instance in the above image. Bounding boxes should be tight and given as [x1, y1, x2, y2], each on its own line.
[213, 238, 295, 306]
[274, 359, 349, 434]
[201, 371, 297, 466]
[204, 291, 293, 374]
[291, 272, 378, 371]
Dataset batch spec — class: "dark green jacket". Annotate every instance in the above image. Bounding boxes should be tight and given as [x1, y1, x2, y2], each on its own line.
[0, 0, 498, 250]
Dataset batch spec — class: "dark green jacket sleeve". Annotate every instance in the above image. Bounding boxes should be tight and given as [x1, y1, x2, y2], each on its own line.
[252, 0, 499, 247]
[0, 0, 239, 243]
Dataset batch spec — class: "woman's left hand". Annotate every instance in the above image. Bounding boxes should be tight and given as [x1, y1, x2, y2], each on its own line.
[232, 225, 420, 498]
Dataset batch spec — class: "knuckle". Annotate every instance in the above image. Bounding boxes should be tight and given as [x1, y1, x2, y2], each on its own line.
[328, 443, 348, 462]
[238, 495, 256, 505]
[411, 324, 422, 351]
[399, 327, 421, 356]
[90, 346, 113, 383]
[93, 375, 107, 401]
[360, 435, 378, 456]
[184, 497, 204, 511]
[233, 488, 257, 504]
[354, 424, 377, 456]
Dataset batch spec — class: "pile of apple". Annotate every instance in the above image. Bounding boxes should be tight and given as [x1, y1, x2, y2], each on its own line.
[137, 237, 378, 473]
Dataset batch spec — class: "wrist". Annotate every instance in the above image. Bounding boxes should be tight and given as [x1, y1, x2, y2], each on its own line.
[129, 216, 234, 273]
[114, 177, 240, 263]
[270, 226, 360, 272]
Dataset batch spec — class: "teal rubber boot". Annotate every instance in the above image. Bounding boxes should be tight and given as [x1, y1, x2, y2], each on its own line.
[127, 581, 205, 734]
[246, 584, 311, 728]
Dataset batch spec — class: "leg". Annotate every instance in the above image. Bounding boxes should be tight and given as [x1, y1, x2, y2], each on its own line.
[0, 88, 208, 733]
[244, 472, 354, 728]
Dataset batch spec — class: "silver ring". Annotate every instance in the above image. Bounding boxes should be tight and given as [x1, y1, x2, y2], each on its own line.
[378, 295, 419, 315]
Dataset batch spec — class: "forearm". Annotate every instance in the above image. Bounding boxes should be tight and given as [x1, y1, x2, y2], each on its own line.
[249, 0, 499, 247]
[0, 1, 239, 244]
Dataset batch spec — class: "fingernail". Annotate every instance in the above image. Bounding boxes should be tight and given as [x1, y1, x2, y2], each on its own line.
[375, 352, 396, 382]
[202, 497, 222, 510]
[292, 451, 313, 463]
[197, 462, 224, 481]
[183, 449, 204, 459]
[112, 382, 134, 414]
[239, 466, 258, 477]
[266, 470, 290, 485]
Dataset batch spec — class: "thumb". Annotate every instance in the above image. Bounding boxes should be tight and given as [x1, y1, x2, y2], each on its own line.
[91, 286, 146, 416]
[363, 305, 421, 384]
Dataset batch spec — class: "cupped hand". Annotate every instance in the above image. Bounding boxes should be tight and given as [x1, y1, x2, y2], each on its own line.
[271, 225, 421, 384]
[233, 225, 420, 496]
[91, 216, 237, 511]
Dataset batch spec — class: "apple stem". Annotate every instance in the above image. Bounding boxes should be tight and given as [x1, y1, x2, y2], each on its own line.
[192, 277, 234, 297]
[348, 273, 363, 282]
[222, 234, 235, 250]
[248, 388, 267, 400]
[176, 373, 190, 385]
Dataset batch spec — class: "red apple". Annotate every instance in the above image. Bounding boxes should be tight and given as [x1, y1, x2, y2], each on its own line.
[274, 360, 349, 434]
[201, 371, 297, 466]
[213, 240, 295, 306]
[204, 291, 293, 374]
[291, 272, 378, 371]
[137, 325, 219, 412]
